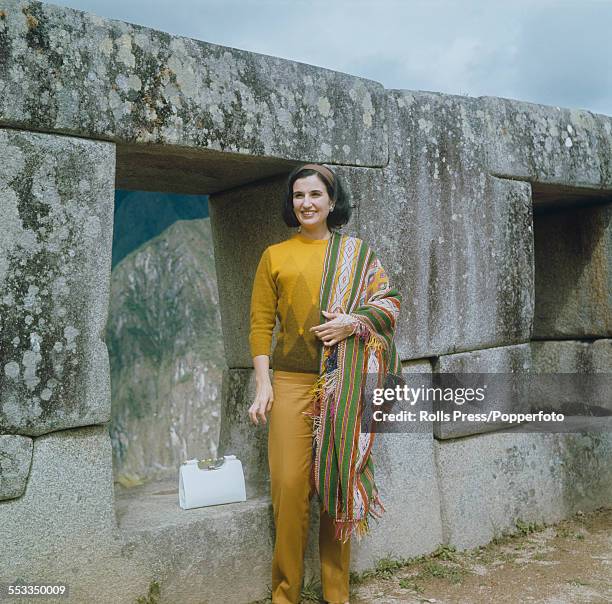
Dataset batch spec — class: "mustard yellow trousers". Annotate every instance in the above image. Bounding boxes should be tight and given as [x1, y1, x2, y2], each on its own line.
[268, 370, 351, 604]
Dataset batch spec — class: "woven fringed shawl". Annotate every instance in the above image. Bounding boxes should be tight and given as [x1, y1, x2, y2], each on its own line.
[303, 231, 403, 544]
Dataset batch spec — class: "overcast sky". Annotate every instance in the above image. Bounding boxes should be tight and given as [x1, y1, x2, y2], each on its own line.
[49, 0, 611, 116]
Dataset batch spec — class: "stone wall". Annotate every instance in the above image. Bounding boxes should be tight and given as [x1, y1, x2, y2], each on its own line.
[1, 1, 611, 603]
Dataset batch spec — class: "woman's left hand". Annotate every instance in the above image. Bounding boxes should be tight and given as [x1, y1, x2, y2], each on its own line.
[310, 310, 357, 347]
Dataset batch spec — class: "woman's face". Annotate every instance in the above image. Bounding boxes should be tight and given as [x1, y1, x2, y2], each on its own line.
[292, 174, 332, 231]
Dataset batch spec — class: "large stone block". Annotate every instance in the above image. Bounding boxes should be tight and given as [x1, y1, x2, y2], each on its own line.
[435, 431, 612, 550]
[433, 344, 533, 439]
[0, 1, 386, 168]
[365, 91, 534, 360]
[0, 425, 147, 603]
[479, 96, 612, 188]
[209, 166, 379, 369]
[533, 203, 612, 338]
[116, 485, 274, 604]
[0, 434, 32, 500]
[0, 129, 114, 435]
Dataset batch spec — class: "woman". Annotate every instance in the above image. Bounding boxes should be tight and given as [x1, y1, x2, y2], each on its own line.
[248, 163, 403, 604]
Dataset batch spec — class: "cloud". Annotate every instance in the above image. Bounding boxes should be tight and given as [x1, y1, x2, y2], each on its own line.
[512, 1, 612, 115]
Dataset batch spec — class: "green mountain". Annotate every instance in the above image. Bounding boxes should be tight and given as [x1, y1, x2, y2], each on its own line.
[104, 217, 224, 482]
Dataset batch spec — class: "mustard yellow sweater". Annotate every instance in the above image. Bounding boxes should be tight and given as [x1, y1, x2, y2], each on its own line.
[249, 232, 330, 373]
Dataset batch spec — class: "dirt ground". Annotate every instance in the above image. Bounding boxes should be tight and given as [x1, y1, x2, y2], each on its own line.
[253, 506, 611, 603]
[348, 507, 612, 604]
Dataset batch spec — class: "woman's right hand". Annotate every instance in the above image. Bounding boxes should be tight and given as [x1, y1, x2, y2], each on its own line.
[249, 379, 274, 426]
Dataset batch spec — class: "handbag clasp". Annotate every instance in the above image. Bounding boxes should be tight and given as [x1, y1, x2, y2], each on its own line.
[196, 456, 226, 471]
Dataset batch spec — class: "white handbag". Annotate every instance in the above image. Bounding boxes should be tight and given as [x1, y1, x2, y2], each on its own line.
[178, 454, 246, 510]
